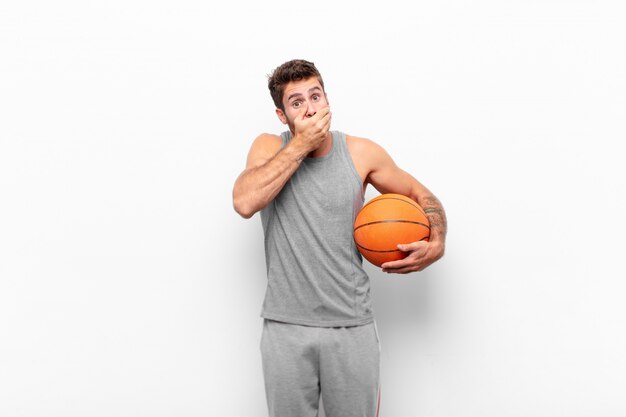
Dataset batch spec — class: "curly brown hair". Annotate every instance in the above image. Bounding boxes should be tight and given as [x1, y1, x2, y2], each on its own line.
[267, 59, 325, 111]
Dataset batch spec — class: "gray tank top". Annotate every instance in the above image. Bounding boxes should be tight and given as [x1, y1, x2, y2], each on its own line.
[260, 130, 374, 327]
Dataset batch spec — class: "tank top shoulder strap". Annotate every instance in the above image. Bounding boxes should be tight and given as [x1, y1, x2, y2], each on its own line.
[333, 131, 362, 191]
[333, 131, 347, 154]
[280, 131, 291, 148]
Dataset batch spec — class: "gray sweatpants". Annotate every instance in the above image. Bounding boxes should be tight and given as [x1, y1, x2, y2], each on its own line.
[260, 319, 381, 417]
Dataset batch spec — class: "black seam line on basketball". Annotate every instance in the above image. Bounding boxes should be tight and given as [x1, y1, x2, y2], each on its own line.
[363, 197, 422, 212]
[356, 243, 402, 253]
[356, 235, 430, 252]
[363, 197, 419, 210]
[354, 219, 430, 233]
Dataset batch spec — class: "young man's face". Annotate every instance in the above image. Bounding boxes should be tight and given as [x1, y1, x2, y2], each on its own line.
[276, 77, 329, 132]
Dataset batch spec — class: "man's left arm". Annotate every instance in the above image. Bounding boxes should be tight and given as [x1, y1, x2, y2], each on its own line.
[363, 139, 448, 274]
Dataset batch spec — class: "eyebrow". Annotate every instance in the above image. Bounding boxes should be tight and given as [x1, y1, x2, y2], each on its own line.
[287, 86, 323, 103]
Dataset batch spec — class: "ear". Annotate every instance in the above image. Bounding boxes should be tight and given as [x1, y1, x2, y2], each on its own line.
[275, 108, 288, 125]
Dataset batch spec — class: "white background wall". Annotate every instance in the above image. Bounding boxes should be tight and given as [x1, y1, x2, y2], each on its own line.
[2, 0, 625, 416]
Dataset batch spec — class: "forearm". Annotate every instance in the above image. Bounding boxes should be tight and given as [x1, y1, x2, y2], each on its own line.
[233, 140, 309, 218]
[420, 194, 447, 245]
[382, 191, 447, 273]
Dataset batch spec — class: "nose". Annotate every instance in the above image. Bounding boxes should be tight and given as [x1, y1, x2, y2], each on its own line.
[305, 101, 318, 118]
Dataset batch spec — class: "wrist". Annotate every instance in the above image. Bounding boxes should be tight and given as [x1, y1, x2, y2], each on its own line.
[288, 135, 311, 161]
[429, 239, 445, 259]
[283, 137, 309, 164]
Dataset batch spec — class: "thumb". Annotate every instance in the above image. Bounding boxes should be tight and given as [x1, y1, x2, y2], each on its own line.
[297, 104, 308, 119]
[397, 243, 411, 252]
[397, 242, 421, 252]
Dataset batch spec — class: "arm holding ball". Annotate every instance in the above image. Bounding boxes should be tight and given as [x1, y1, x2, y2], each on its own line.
[348, 136, 447, 274]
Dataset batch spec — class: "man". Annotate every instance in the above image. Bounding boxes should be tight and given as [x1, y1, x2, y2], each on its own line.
[233, 59, 447, 417]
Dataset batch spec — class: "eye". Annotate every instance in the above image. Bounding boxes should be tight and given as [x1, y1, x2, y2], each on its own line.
[292, 100, 302, 108]
[312, 94, 320, 101]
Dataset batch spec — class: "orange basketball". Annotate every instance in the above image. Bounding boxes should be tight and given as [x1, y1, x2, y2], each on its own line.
[354, 193, 430, 267]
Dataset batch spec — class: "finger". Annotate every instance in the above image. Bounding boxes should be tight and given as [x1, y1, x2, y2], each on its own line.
[396, 244, 413, 253]
[292, 108, 308, 130]
[323, 108, 332, 122]
[383, 256, 424, 272]
[318, 107, 331, 123]
[297, 105, 309, 119]
[321, 112, 332, 132]
[312, 106, 330, 122]
[383, 265, 420, 274]
[398, 241, 424, 251]
[292, 104, 311, 122]
[380, 258, 413, 270]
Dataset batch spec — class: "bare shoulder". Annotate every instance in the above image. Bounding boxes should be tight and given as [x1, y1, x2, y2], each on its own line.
[346, 134, 392, 164]
[252, 132, 282, 149]
[345, 134, 395, 183]
[246, 133, 283, 168]
[346, 134, 377, 150]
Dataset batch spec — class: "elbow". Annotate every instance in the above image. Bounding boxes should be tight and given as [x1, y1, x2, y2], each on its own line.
[233, 181, 268, 218]
[236, 207, 255, 219]
[232, 182, 254, 219]
[233, 195, 256, 219]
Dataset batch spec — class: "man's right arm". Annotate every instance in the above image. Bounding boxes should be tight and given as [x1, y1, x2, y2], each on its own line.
[232, 133, 311, 219]
[233, 106, 331, 219]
